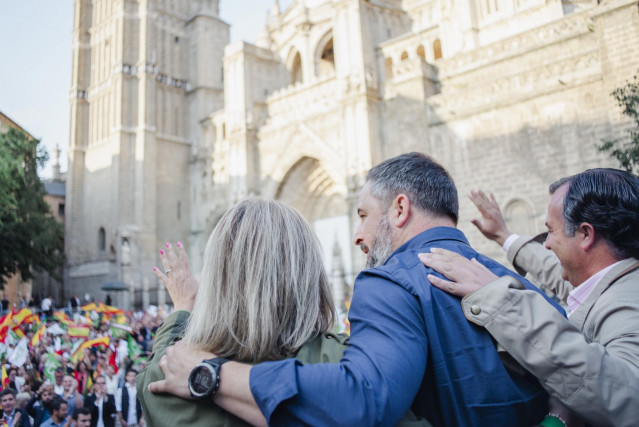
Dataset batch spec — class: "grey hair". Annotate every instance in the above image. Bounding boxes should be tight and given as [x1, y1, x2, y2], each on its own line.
[182, 198, 336, 362]
[366, 152, 459, 224]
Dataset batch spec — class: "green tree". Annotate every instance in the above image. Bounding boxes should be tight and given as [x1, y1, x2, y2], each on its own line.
[0, 127, 64, 286]
[599, 75, 639, 172]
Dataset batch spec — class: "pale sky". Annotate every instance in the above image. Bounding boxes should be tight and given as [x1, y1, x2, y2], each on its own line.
[0, 0, 293, 179]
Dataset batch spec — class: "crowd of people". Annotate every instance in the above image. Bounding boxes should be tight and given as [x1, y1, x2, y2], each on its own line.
[3, 152, 637, 427]
[0, 300, 162, 427]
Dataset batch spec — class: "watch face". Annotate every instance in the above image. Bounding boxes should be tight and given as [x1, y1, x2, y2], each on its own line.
[191, 365, 215, 395]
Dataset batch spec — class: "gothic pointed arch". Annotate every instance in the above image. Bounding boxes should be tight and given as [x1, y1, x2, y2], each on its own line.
[286, 47, 303, 85]
[315, 30, 335, 79]
[503, 198, 536, 236]
[275, 157, 347, 222]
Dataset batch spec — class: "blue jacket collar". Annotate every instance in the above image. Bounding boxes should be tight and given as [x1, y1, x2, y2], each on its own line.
[390, 226, 469, 257]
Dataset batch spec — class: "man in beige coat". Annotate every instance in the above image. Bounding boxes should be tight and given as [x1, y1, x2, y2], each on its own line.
[420, 168, 639, 427]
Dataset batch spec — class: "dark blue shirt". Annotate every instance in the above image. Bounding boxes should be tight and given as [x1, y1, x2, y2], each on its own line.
[250, 227, 565, 426]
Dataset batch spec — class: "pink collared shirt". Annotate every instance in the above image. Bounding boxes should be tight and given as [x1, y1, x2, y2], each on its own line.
[567, 261, 623, 314]
[502, 234, 625, 315]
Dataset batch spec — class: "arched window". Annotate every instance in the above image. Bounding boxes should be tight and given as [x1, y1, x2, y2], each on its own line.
[416, 45, 425, 60]
[433, 39, 442, 60]
[318, 37, 335, 78]
[291, 52, 303, 85]
[385, 57, 394, 79]
[400, 51, 409, 61]
[504, 199, 534, 236]
[99, 227, 106, 252]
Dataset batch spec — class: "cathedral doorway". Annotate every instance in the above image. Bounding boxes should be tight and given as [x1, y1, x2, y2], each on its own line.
[275, 157, 353, 311]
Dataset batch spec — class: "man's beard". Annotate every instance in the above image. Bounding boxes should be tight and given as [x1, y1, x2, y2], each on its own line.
[365, 216, 394, 269]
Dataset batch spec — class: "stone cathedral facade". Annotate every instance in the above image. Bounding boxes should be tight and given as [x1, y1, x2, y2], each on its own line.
[66, 0, 639, 308]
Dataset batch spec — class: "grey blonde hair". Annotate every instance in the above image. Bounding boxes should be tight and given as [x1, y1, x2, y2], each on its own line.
[182, 198, 336, 362]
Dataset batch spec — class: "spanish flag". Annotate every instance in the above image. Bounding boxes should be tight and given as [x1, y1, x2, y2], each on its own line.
[72, 336, 110, 364]
[53, 311, 72, 325]
[11, 308, 33, 326]
[68, 324, 90, 338]
[81, 302, 98, 312]
[1, 364, 8, 390]
[0, 311, 13, 340]
[21, 313, 40, 325]
[86, 335, 110, 349]
[31, 323, 47, 347]
[99, 302, 124, 315]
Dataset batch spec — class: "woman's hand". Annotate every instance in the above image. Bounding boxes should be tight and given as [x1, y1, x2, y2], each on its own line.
[153, 242, 198, 312]
[418, 248, 499, 297]
[148, 340, 216, 399]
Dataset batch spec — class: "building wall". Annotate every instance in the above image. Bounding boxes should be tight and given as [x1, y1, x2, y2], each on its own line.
[66, 0, 639, 307]
[380, 0, 637, 261]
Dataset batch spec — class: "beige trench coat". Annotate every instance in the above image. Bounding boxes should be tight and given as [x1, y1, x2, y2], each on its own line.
[461, 236, 639, 427]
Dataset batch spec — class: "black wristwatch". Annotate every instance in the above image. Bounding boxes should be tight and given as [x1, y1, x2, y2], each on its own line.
[188, 357, 229, 400]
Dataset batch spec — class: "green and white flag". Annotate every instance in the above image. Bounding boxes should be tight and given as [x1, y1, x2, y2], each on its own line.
[6, 329, 19, 346]
[7, 338, 29, 367]
[127, 335, 143, 359]
[44, 353, 62, 383]
[110, 323, 132, 340]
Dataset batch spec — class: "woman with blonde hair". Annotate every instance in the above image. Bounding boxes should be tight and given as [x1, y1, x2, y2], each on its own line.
[136, 198, 338, 426]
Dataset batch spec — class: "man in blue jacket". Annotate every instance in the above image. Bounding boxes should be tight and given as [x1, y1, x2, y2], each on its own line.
[151, 152, 564, 426]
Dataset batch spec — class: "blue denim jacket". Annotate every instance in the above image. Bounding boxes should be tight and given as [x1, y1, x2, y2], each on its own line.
[251, 227, 564, 426]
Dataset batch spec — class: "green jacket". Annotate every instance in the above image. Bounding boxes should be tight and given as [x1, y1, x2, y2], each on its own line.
[137, 310, 429, 426]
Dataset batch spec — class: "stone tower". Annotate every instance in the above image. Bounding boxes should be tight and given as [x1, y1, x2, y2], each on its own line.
[66, 0, 229, 305]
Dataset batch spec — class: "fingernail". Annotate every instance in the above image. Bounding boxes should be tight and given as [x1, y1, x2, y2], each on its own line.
[160, 250, 164, 255]
[430, 248, 439, 253]
[166, 242, 170, 248]
[153, 267, 157, 272]
[177, 241, 181, 247]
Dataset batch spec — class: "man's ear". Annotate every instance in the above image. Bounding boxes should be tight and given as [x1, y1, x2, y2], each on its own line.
[390, 194, 411, 228]
[578, 222, 596, 251]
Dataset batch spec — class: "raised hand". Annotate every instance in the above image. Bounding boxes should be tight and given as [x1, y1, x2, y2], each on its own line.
[153, 242, 199, 312]
[468, 190, 511, 246]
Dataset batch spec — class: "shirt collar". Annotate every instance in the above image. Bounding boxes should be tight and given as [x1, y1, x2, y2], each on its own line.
[567, 260, 624, 314]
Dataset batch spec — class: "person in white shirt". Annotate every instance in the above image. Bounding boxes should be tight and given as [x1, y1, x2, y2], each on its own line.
[85, 376, 116, 427]
[104, 365, 121, 396]
[53, 368, 65, 397]
[116, 370, 143, 427]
